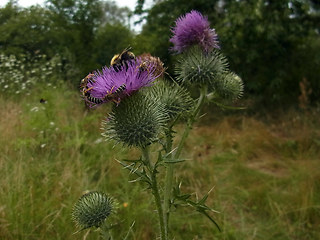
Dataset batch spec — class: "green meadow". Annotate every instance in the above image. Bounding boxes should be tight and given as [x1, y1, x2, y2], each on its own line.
[1, 83, 319, 239]
[1, 1, 320, 239]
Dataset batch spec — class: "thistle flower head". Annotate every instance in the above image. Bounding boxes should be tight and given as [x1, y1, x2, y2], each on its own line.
[175, 46, 228, 87]
[82, 59, 159, 108]
[72, 191, 114, 230]
[170, 10, 219, 54]
[102, 91, 168, 148]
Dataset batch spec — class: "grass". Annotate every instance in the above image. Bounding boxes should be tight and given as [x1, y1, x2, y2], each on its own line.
[0, 84, 319, 239]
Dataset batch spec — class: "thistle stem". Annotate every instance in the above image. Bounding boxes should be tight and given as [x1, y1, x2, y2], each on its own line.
[141, 147, 167, 240]
[163, 127, 174, 238]
[100, 222, 113, 240]
[163, 85, 207, 238]
[175, 85, 207, 159]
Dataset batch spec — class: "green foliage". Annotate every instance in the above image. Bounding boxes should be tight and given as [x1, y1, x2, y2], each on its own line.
[1, 83, 320, 239]
[1, 0, 319, 105]
[217, 0, 319, 105]
[0, 4, 53, 56]
[0, 53, 63, 96]
[135, 0, 320, 106]
[0, 0, 134, 85]
[46, 0, 133, 81]
[93, 23, 134, 67]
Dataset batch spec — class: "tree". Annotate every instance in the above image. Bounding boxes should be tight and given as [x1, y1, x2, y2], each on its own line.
[0, 2, 53, 56]
[134, 0, 320, 106]
[44, 0, 133, 82]
[219, 0, 320, 105]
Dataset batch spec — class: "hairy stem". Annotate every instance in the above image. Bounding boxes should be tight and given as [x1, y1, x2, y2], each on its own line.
[141, 147, 167, 240]
[163, 85, 207, 238]
[100, 222, 113, 240]
[175, 85, 207, 159]
[163, 127, 174, 238]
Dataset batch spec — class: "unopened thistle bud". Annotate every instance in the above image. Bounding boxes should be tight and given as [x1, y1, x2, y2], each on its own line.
[175, 46, 228, 87]
[214, 72, 244, 101]
[146, 81, 194, 121]
[102, 91, 168, 148]
[72, 191, 114, 230]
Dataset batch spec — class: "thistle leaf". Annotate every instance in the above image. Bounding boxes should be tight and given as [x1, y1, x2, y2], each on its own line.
[164, 159, 186, 164]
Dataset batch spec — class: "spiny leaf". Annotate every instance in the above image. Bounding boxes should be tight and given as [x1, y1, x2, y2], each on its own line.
[164, 159, 186, 164]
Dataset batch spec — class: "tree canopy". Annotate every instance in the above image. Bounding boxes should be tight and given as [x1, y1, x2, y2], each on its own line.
[0, 0, 319, 106]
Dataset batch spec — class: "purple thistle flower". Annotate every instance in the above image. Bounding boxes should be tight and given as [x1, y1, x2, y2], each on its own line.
[170, 10, 219, 54]
[83, 59, 159, 108]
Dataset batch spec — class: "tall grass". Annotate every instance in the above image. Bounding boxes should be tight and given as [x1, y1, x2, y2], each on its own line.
[0, 83, 319, 239]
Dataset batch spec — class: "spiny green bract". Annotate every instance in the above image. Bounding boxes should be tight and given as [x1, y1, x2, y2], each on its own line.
[102, 91, 169, 148]
[175, 46, 228, 87]
[146, 81, 195, 121]
[214, 72, 244, 101]
[72, 191, 114, 230]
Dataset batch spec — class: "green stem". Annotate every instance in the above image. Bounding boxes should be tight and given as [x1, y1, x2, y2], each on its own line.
[141, 147, 167, 240]
[100, 222, 113, 240]
[163, 85, 207, 239]
[175, 85, 207, 159]
[163, 127, 174, 238]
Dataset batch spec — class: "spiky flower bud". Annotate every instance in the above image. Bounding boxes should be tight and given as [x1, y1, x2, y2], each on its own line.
[72, 191, 114, 230]
[175, 46, 228, 87]
[102, 91, 168, 148]
[214, 72, 244, 101]
[146, 81, 194, 121]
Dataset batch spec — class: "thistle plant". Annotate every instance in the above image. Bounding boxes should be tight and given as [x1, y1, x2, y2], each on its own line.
[74, 10, 244, 240]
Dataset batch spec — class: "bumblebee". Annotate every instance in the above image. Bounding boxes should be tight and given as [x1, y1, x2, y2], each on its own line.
[110, 47, 135, 72]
